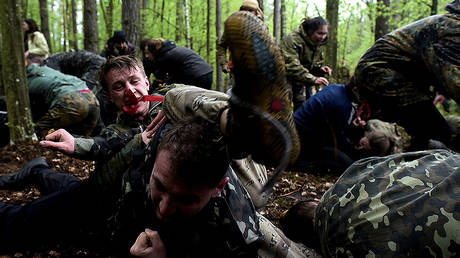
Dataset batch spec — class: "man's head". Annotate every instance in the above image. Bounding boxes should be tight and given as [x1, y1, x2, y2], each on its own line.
[141, 38, 165, 62]
[356, 131, 391, 156]
[111, 30, 129, 55]
[149, 116, 230, 223]
[302, 16, 328, 45]
[98, 56, 150, 118]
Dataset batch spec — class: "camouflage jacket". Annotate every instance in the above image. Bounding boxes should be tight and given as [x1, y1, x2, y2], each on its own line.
[280, 23, 326, 88]
[27, 63, 88, 118]
[316, 149, 460, 257]
[351, 0, 460, 106]
[106, 123, 263, 257]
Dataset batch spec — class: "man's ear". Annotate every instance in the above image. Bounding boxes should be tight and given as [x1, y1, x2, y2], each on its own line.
[212, 177, 229, 198]
[145, 76, 150, 90]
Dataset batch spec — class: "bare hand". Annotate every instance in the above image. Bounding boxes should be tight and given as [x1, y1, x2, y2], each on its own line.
[320, 66, 332, 76]
[315, 77, 329, 86]
[433, 94, 445, 105]
[142, 110, 167, 145]
[39, 129, 75, 155]
[221, 64, 230, 73]
[130, 229, 166, 258]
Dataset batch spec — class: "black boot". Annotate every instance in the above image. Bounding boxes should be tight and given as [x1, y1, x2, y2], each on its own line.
[0, 157, 49, 189]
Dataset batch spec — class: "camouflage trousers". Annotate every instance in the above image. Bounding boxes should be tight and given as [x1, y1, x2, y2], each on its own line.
[316, 150, 460, 257]
[163, 85, 269, 207]
[36, 90, 100, 137]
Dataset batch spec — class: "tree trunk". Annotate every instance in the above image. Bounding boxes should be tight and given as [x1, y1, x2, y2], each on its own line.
[100, 0, 114, 39]
[0, 0, 36, 144]
[375, 0, 390, 40]
[39, 0, 52, 54]
[216, 0, 223, 92]
[71, 0, 78, 50]
[83, 0, 99, 53]
[140, 0, 148, 40]
[160, 0, 165, 38]
[63, 0, 68, 52]
[122, 0, 140, 48]
[431, 0, 438, 15]
[184, 0, 191, 48]
[206, 0, 211, 64]
[273, 0, 281, 44]
[326, 0, 338, 77]
[280, 0, 286, 40]
[176, 0, 183, 42]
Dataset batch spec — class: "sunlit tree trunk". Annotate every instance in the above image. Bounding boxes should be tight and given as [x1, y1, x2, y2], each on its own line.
[122, 0, 140, 48]
[184, 0, 191, 48]
[0, 0, 36, 144]
[258, 0, 264, 20]
[326, 0, 338, 76]
[39, 0, 52, 54]
[216, 0, 223, 92]
[83, 0, 99, 52]
[273, 0, 281, 44]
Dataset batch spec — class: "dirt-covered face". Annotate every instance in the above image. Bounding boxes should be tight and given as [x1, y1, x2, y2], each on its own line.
[105, 66, 150, 119]
[310, 25, 328, 45]
[149, 150, 228, 223]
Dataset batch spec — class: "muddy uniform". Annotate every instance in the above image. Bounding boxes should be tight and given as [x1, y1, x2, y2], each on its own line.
[316, 149, 460, 257]
[26, 63, 100, 137]
[349, 0, 460, 148]
[280, 23, 326, 110]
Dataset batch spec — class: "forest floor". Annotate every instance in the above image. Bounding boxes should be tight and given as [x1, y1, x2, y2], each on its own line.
[0, 142, 337, 257]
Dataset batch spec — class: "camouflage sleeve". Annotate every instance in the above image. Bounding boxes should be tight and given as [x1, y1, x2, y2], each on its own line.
[88, 133, 145, 192]
[217, 32, 229, 69]
[280, 38, 317, 85]
[316, 150, 460, 257]
[257, 213, 321, 258]
[423, 14, 460, 102]
[73, 125, 142, 160]
[163, 85, 229, 125]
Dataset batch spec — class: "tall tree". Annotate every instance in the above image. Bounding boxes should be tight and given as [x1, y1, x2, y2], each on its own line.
[326, 0, 339, 76]
[206, 0, 212, 64]
[176, 0, 183, 43]
[160, 0, 165, 37]
[83, 0, 99, 52]
[184, 0, 191, 48]
[122, 0, 140, 48]
[140, 0, 148, 40]
[0, 0, 36, 144]
[100, 0, 114, 40]
[273, 0, 281, 44]
[39, 0, 52, 54]
[375, 0, 390, 40]
[280, 0, 286, 40]
[431, 0, 438, 15]
[63, 0, 67, 51]
[216, 0, 223, 91]
[71, 0, 78, 50]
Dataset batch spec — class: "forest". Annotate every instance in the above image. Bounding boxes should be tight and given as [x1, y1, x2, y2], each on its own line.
[7, 0, 454, 88]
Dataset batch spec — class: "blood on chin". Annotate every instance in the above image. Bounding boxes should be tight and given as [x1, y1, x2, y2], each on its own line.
[122, 102, 140, 115]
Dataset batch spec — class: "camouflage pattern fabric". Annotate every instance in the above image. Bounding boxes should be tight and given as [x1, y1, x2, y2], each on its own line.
[36, 91, 100, 137]
[350, 1, 460, 107]
[316, 149, 460, 257]
[280, 23, 326, 108]
[366, 119, 411, 154]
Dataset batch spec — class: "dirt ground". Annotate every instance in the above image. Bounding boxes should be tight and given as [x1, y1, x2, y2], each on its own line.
[0, 142, 337, 257]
